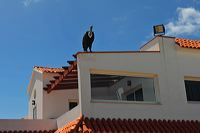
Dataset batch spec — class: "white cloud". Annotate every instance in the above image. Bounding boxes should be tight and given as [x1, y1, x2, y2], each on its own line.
[23, 0, 42, 7]
[166, 7, 200, 36]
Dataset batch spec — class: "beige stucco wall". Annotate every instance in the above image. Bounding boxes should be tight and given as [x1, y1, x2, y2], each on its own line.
[77, 36, 200, 120]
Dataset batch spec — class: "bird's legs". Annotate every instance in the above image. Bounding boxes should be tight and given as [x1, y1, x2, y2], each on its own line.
[89, 46, 92, 52]
[83, 47, 88, 52]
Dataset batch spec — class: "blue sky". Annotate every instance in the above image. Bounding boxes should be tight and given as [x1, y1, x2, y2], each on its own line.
[0, 0, 200, 119]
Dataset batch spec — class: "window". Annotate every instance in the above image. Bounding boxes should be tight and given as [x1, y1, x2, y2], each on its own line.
[91, 74, 156, 102]
[135, 89, 144, 101]
[68, 99, 78, 110]
[185, 80, 200, 101]
[69, 102, 78, 110]
[126, 88, 143, 101]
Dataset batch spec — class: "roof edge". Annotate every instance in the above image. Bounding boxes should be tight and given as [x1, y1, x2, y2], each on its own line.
[76, 51, 160, 57]
[55, 116, 200, 133]
[34, 66, 64, 73]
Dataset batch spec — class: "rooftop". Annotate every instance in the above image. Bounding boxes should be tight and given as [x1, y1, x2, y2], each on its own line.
[175, 38, 200, 49]
[56, 116, 200, 133]
[34, 66, 65, 73]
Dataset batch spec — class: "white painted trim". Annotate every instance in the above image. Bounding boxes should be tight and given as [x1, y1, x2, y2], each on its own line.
[91, 99, 161, 105]
[187, 101, 200, 104]
[90, 69, 158, 78]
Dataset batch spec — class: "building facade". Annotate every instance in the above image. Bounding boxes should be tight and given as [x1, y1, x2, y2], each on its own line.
[2, 35, 200, 132]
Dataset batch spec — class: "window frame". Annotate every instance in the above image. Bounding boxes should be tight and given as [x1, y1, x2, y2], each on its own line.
[184, 76, 200, 103]
[90, 69, 160, 104]
[122, 84, 143, 101]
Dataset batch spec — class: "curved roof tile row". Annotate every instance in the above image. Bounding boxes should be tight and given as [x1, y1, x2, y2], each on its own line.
[175, 38, 200, 49]
[34, 66, 64, 73]
[56, 116, 200, 133]
[55, 116, 82, 133]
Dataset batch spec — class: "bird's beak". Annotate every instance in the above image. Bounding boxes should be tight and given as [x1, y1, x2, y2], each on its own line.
[90, 26, 93, 31]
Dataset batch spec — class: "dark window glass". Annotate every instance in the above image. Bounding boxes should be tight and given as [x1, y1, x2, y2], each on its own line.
[69, 102, 78, 110]
[127, 93, 135, 101]
[135, 89, 143, 101]
[185, 80, 200, 101]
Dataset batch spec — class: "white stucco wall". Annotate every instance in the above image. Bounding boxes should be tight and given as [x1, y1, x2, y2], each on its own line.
[28, 70, 43, 119]
[43, 89, 78, 119]
[0, 119, 57, 131]
[140, 37, 160, 51]
[28, 70, 79, 120]
[56, 104, 81, 128]
[77, 52, 163, 120]
[77, 36, 200, 121]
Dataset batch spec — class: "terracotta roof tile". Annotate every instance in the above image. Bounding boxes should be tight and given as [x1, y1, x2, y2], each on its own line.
[45, 60, 77, 93]
[34, 66, 64, 73]
[56, 116, 200, 133]
[175, 38, 200, 49]
[55, 116, 82, 133]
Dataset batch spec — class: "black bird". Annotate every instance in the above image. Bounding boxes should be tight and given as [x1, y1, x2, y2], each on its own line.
[82, 26, 95, 52]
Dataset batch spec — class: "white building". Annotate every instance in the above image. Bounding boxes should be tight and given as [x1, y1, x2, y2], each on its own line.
[27, 66, 79, 120]
[1, 35, 200, 132]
